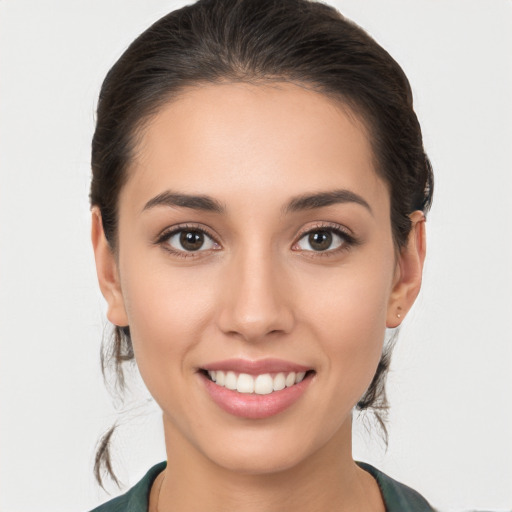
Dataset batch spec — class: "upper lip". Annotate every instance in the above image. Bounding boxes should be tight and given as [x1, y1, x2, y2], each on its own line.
[200, 358, 312, 374]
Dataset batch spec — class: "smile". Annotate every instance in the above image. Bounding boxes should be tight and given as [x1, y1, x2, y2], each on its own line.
[199, 359, 315, 419]
[206, 370, 308, 394]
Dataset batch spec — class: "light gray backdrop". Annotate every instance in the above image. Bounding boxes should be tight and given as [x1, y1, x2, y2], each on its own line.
[1, 1, 511, 511]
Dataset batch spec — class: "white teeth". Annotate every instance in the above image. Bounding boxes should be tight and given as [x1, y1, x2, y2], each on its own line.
[225, 371, 237, 390]
[206, 370, 309, 394]
[273, 372, 286, 391]
[254, 374, 273, 395]
[237, 373, 254, 393]
[285, 372, 296, 387]
[215, 370, 225, 386]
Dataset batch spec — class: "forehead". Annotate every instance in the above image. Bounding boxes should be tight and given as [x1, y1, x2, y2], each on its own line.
[123, 82, 388, 215]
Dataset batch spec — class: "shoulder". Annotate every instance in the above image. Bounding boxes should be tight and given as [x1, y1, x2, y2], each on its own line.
[89, 462, 167, 512]
[357, 461, 437, 512]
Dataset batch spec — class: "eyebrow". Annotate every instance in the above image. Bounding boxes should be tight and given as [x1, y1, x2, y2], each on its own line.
[142, 191, 225, 213]
[142, 188, 372, 216]
[284, 189, 373, 215]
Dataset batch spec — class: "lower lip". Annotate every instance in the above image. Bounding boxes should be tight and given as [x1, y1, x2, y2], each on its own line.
[200, 372, 313, 419]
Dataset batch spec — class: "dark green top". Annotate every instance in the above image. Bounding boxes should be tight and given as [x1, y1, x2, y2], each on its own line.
[90, 461, 436, 512]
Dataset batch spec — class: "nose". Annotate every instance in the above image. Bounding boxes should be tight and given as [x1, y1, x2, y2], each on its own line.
[216, 247, 295, 343]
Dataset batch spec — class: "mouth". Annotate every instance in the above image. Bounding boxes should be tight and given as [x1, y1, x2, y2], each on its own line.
[197, 359, 315, 419]
[200, 369, 315, 395]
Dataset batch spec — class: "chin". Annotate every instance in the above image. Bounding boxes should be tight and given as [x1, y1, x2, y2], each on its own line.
[196, 424, 325, 476]
[210, 447, 307, 476]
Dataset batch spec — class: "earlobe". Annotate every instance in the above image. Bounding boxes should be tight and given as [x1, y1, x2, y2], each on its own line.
[91, 208, 129, 327]
[386, 211, 426, 328]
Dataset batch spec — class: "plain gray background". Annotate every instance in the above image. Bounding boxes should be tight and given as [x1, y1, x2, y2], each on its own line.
[1, 1, 511, 510]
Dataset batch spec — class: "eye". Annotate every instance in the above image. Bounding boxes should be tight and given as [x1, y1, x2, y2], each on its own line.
[160, 226, 220, 254]
[295, 227, 352, 253]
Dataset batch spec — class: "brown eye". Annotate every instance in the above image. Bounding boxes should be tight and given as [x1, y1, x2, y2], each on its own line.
[165, 229, 218, 253]
[308, 231, 332, 251]
[180, 230, 205, 251]
[296, 228, 346, 252]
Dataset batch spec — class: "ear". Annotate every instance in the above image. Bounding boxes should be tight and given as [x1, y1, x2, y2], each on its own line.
[386, 210, 426, 328]
[91, 208, 129, 327]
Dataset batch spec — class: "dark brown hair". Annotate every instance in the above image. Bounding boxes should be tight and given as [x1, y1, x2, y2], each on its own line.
[91, 0, 433, 487]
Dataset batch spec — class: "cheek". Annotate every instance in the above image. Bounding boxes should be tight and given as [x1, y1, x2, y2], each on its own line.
[299, 254, 394, 394]
[311, 281, 388, 358]
[118, 258, 216, 386]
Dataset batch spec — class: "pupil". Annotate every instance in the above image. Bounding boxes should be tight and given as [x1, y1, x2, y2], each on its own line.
[309, 230, 332, 251]
[180, 231, 204, 251]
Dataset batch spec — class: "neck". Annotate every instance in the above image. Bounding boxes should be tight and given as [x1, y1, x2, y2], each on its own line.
[154, 416, 384, 512]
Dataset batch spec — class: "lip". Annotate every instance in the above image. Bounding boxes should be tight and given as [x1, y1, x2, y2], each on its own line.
[198, 359, 315, 419]
[200, 358, 311, 375]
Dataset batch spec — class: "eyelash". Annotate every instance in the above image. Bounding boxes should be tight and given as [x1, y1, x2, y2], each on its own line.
[293, 222, 358, 258]
[155, 222, 358, 259]
[155, 223, 219, 259]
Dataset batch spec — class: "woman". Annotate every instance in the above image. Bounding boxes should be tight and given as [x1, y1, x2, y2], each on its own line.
[89, 0, 433, 510]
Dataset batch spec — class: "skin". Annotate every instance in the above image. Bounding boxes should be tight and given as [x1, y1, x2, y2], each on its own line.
[92, 82, 426, 512]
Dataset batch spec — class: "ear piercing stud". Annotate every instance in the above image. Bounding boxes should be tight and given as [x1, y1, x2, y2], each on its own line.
[397, 307, 402, 319]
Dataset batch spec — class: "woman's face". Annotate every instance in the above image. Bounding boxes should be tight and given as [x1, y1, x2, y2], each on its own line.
[95, 82, 418, 474]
